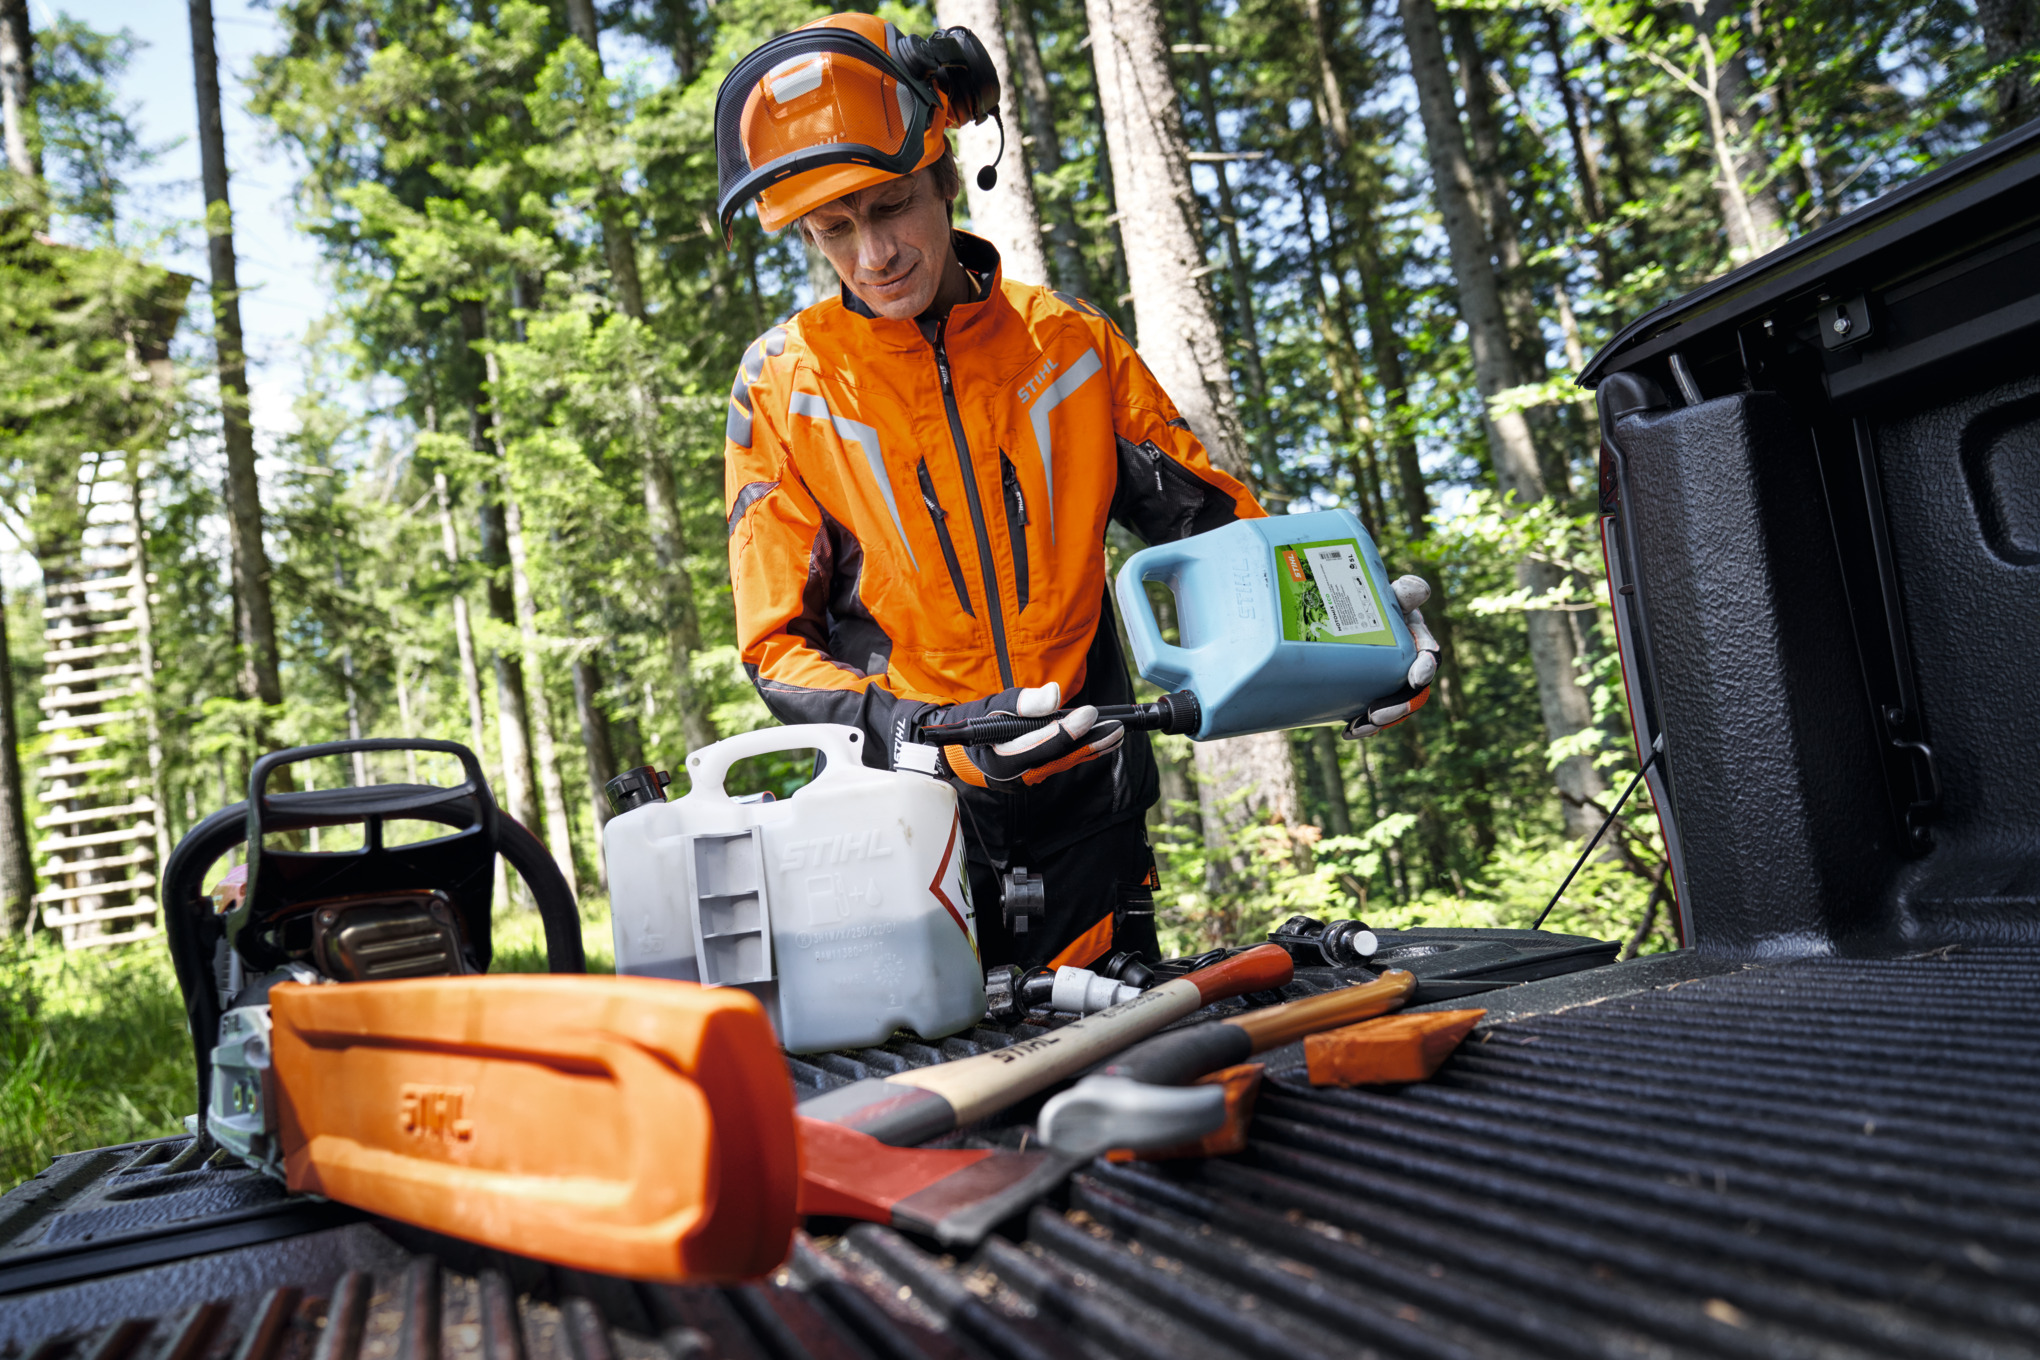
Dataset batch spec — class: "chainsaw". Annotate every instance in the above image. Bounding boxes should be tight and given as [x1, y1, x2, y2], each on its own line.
[161, 738, 800, 1283]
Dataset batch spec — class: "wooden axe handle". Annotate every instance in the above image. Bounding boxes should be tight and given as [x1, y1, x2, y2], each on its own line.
[1098, 968, 1418, 1087]
[897, 943, 1293, 1122]
[1232, 968, 1417, 1049]
[796, 944, 1294, 1142]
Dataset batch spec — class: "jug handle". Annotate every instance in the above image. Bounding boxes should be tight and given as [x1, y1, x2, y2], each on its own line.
[1114, 544, 1198, 689]
[683, 724, 868, 803]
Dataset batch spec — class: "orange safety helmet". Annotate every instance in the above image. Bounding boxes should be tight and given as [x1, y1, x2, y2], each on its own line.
[715, 14, 1001, 236]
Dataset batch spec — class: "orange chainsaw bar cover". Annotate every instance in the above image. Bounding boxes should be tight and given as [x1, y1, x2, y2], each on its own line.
[269, 976, 799, 1283]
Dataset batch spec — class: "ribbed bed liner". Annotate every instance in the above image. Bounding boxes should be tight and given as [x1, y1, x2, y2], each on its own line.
[4, 948, 2037, 1360]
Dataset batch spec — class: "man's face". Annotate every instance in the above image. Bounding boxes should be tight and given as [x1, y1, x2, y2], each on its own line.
[804, 168, 953, 320]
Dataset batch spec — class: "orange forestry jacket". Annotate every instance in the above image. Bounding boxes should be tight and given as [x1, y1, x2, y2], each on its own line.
[723, 233, 1264, 861]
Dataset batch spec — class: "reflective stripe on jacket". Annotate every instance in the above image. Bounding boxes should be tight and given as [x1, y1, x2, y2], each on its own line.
[723, 233, 1264, 858]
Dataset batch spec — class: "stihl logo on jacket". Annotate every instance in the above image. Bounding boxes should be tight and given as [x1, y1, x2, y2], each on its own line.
[1016, 356, 1059, 404]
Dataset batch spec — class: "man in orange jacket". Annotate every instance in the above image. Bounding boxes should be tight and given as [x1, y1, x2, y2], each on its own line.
[715, 15, 1436, 971]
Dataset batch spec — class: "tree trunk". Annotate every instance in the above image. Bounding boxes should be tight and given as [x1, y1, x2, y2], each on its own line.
[1542, 10, 1604, 226]
[1402, 0, 1606, 836]
[563, 0, 646, 318]
[1308, 727, 1352, 837]
[1085, 0, 1305, 875]
[1300, 0, 1429, 538]
[505, 498, 578, 899]
[1182, 4, 1278, 498]
[456, 303, 540, 834]
[489, 355, 579, 900]
[1446, 10, 1543, 387]
[1593, 39, 1641, 212]
[641, 435, 715, 754]
[1979, 0, 2040, 132]
[1301, 0, 1348, 149]
[1697, 0, 1787, 260]
[433, 464, 509, 910]
[433, 469, 491, 770]
[1, 0, 36, 179]
[573, 653, 616, 829]
[189, 0, 284, 716]
[565, 0, 716, 756]
[1298, 147, 1468, 726]
[936, 0, 1052, 287]
[0, 587, 33, 936]
[1005, 0, 1087, 294]
[0, 1, 35, 934]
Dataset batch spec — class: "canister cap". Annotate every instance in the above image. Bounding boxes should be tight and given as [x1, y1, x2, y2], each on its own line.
[605, 766, 672, 814]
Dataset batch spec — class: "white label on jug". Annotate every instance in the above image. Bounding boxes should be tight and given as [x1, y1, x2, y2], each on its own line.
[1278, 539, 1395, 645]
[1305, 544, 1385, 635]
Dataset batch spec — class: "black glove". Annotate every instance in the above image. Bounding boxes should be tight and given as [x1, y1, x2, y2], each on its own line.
[914, 683, 1126, 787]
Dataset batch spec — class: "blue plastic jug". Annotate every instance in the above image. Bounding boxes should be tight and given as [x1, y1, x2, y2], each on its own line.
[1114, 508, 1417, 741]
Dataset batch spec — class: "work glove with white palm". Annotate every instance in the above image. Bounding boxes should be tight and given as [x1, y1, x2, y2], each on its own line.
[1344, 575, 1441, 740]
[928, 682, 1126, 787]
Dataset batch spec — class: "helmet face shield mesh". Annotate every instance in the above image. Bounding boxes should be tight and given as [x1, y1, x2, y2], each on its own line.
[715, 22, 945, 235]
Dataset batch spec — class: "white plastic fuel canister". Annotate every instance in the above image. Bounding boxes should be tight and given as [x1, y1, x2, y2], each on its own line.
[602, 723, 984, 1053]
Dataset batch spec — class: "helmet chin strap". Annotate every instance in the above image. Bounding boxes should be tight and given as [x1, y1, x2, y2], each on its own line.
[976, 110, 1005, 191]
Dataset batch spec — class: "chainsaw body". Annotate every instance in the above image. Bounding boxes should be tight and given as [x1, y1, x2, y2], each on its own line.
[159, 740, 801, 1282]
[163, 739, 584, 1144]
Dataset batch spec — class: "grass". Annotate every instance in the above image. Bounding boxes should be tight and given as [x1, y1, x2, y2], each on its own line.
[0, 938, 195, 1190]
[1, 904, 616, 1192]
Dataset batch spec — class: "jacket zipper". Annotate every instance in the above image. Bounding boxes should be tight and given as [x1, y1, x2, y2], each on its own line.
[999, 451, 1030, 613]
[932, 319, 1014, 688]
[915, 458, 975, 618]
[1146, 440, 1203, 496]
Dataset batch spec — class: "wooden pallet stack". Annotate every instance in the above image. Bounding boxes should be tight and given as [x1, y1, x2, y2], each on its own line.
[32, 466, 164, 949]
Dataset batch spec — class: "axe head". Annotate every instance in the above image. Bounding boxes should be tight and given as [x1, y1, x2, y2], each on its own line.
[269, 974, 799, 1283]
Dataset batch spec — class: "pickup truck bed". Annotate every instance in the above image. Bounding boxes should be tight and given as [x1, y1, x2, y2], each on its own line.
[4, 945, 2036, 1360]
[11, 51, 2040, 1360]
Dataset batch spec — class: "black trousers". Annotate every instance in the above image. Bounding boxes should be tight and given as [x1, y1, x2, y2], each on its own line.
[966, 819, 1161, 971]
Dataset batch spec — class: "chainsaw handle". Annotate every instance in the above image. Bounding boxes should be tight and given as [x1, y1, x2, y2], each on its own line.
[249, 739, 495, 840]
[163, 740, 585, 1129]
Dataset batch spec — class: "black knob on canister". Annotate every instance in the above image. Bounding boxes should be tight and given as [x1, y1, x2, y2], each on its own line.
[1153, 689, 1202, 736]
[605, 766, 672, 814]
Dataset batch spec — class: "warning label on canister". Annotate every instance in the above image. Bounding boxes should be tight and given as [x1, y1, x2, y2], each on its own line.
[1276, 539, 1394, 645]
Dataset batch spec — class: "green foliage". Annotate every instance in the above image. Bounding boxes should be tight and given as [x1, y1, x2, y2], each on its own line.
[0, 907, 621, 1191]
[0, 939, 192, 1189]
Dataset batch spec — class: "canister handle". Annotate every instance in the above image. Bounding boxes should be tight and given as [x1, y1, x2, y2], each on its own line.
[683, 723, 868, 802]
[1113, 544, 1198, 691]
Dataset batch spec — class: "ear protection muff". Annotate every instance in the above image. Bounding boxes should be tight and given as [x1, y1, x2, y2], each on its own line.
[893, 26, 1000, 127]
[899, 27, 1006, 188]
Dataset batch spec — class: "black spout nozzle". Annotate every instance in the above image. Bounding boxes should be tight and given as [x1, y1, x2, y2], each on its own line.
[919, 689, 1202, 747]
[605, 766, 672, 815]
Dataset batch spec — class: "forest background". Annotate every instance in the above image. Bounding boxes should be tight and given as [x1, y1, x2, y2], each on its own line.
[1, 0, 2033, 1181]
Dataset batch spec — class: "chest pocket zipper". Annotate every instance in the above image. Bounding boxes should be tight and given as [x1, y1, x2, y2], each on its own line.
[1000, 451, 1031, 612]
[916, 459, 976, 618]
